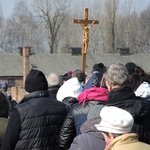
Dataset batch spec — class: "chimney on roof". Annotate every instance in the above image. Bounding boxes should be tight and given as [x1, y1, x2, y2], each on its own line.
[69, 47, 82, 55]
[22, 46, 31, 87]
[117, 48, 130, 55]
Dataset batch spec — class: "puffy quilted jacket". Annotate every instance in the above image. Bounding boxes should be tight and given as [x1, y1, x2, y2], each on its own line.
[14, 91, 67, 150]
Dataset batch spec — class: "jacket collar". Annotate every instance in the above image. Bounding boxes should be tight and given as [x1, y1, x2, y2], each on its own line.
[105, 133, 138, 150]
[107, 86, 136, 104]
[19, 91, 49, 104]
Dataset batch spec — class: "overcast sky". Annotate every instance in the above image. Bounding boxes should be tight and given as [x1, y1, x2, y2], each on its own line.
[0, 0, 150, 19]
[0, 0, 30, 18]
[0, 0, 18, 18]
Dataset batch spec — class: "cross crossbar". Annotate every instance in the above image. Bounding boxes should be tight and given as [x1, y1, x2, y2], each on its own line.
[73, 20, 99, 24]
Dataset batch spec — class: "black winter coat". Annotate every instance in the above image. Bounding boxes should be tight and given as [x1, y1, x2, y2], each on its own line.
[62, 97, 78, 110]
[106, 86, 150, 144]
[59, 100, 104, 149]
[2, 91, 67, 150]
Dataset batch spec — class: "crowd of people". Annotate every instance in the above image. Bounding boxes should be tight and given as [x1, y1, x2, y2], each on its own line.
[0, 61, 150, 150]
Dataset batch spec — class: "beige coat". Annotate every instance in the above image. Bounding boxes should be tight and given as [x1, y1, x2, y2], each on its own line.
[0, 117, 8, 149]
[105, 133, 150, 150]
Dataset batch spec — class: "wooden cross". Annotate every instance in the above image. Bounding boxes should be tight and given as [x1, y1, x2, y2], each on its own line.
[73, 8, 99, 72]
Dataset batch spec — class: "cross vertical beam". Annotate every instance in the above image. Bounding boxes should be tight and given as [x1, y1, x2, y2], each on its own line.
[73, 8, 99, 72]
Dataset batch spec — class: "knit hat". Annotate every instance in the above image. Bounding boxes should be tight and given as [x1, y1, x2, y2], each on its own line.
[56, 77, 83, 101]
[125, 62, 136, 75]
[95, 106, 134, 134]
[92, 63, 106, 73]
[25, 69, 48, 93]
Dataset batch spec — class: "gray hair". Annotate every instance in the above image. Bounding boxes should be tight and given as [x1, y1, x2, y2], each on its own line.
[104, 63, 129, 86]
[47, 73, 60, 87]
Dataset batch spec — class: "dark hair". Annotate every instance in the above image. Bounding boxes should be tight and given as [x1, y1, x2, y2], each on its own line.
[130, 66, 150, 91]
[72, 69, 86, 83]
[92, 63, 106, 73]
[125, 62, 136, 75]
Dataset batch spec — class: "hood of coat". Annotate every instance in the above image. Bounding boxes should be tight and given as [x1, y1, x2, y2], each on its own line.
[56, 77, 83, 101]
[80, 116, 101, 133]
[80, 116, 105, 140]
[135, 82, 150, 98]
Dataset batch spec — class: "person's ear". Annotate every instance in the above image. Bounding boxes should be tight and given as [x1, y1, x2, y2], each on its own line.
[102, 132, 115, 142]
[109, 133, 115, 140]
[105, 80, 112, 91]
[102, 132, 111, 142]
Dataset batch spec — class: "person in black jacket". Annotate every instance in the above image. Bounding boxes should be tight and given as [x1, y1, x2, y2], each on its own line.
[104, 63, 150, 144]
[2, 69, 68, 150]
[0, 90, 9, 118]
[0, 80, 17, 113]
[0, 89, 9, 148]
[59, 86, 108, 149]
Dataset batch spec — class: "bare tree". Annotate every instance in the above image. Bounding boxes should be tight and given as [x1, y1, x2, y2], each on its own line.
[3, 0, 45, 53]
[139, 4, 150, 53]
[1, 0, 149, 54]
[33, 0, 70, 53]
[103, 0, 118, 53]
[0, 4, 6, 51]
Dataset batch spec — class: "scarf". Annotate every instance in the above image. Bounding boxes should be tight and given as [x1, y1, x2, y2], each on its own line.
[77, 87, 108, 106]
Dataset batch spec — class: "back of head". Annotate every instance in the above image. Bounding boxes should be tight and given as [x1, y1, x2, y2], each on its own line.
[104, 63, 129, 86]
[92, 63, 106, 74]
[130, 66, 148, 91]
[95, 106, 134, 134]
[25, 69, 48, 93]
[0, 80, 8, 92]
[47, 73, 60, 87]
[72, 69, 86, 83]
[125, 62, 136, 75]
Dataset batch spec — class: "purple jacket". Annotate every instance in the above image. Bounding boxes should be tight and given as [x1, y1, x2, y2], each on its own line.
[69, 117, 105, 150]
